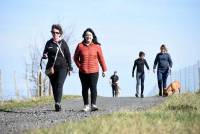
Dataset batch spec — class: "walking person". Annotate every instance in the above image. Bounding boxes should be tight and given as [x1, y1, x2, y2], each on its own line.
[110, 71, 120, 97]
[74, 28, 107, 111]
[42, 24, 73, 111]
[153, 44, 173, 96]
[132, 51, 149, 98]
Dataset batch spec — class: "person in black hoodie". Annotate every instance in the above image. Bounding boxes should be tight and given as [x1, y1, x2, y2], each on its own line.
[153, 44, 173, 96]
[110, 71, 120, 97]
[42, 24, 73, 111]
[132, 51, 149, 98]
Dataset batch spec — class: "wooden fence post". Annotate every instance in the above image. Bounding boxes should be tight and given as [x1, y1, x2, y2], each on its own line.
[25, 64, 30, 98]
[14, 71, 19, 100]
[193, 64, 196, 92]
[48, 81, 52, 96]
[37, 69, 43, 97]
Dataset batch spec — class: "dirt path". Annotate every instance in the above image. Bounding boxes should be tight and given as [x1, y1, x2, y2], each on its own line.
[0, 96, 165, 134]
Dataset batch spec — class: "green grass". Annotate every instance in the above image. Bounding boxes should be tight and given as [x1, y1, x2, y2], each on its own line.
[0, 95, 80, 111]
[27, 93, 200, 134]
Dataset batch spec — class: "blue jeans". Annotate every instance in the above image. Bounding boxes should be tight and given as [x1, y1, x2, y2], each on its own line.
[157, 69, 169, 95]
[136, 72, 145, 95]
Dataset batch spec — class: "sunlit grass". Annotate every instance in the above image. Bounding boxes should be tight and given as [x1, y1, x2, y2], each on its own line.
[27, 93, 200, 134]
[0, 95, 80, 110]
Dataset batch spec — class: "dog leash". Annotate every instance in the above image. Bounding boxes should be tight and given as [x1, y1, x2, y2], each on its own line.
[169, 68, 173, 83]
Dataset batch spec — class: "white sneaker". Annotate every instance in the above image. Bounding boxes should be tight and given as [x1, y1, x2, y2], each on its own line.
[91, 104, 98, 111]
[82, 105, 90, 112]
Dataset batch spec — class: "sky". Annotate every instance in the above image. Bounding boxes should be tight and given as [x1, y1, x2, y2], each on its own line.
[0, 0, 200, 99]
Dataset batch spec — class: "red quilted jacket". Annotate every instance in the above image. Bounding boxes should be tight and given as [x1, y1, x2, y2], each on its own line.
[74, 43, 107, 74]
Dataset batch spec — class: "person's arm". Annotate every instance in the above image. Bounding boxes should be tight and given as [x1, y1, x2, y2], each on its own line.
[116, 75, 119, 81]
[153, 54, 159, 73]
[116, 75, 119, 83]
[153, 54, 158, 70]
[168, 53, 173, 68]
[97, 46, 107, 73]
[144, 59, 150, 70]
[42, 42, 49, 59]
[74, 44, 81, 68]
[109, 76, 113, 84]
[132, 60, 136, 77]
[63, 40, 73, 71]
[40, 42, 49, 69]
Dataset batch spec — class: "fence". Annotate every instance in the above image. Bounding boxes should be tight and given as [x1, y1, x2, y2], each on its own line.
[170, 60, 200, 93]
[149, 60, 200, 96]
[37, 69, 52, 97]
[1, 61, 200, 100]
[0, 69, 52, 101]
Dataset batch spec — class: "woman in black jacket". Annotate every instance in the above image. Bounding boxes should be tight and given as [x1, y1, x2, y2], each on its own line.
[42, 24, 73, 111]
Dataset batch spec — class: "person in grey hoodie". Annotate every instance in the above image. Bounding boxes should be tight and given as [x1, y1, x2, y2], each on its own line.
[153, 44, 173, 96]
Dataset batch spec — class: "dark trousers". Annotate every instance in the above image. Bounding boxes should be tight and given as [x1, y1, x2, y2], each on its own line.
[157, 69, 169, 95]
[79, 71, 99, 105]
[112, 83, 118, 97]
[49, 68, 67, 103]
[136, 72, 145, 95]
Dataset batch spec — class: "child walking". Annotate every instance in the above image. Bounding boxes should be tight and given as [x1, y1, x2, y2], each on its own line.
[110, 71, 120, 97]
[132, 51, 149, 98]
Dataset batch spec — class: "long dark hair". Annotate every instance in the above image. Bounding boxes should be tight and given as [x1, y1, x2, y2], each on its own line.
[82, 28, 101, 45]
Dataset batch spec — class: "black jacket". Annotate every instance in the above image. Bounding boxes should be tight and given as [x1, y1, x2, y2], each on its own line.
[132, 58, 149, 74]
[43, 39, 72, 71]
[110, 75, 119, 83]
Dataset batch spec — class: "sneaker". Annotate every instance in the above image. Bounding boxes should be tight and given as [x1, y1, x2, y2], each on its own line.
[55, 103, 61, 112]
[141, 94, 144, 98]
[82, 105, 90, 112]
[91, 104, 98, 111]
[135, 94, 139, 98]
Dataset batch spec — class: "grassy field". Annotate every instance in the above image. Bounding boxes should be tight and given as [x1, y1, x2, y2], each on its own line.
[0, 95, 80, 111]
[27, 93, 200, 134]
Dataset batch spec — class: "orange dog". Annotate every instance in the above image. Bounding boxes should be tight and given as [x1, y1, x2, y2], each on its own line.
[163, 80, 181, 97]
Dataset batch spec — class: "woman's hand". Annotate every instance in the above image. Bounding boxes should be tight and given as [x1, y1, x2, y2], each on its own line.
[67, 67, 73, 76]
[42, 53, 48, 59]
[153, 69, 156, 74]
[68, 71, 71, 76]
[102, 72, 106, 77]
[169, 68, 172, 75]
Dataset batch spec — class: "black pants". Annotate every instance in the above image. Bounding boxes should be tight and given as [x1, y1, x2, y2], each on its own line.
[49, 68, 67, 103]
[112, 83, 118, 97]
[79, 71, 99, 105]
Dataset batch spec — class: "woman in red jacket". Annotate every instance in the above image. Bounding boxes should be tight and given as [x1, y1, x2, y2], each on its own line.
[74, 28, 107, 111]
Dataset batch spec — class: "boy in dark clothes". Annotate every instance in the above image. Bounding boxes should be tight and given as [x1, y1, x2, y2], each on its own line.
[110, 71, 120, 97]
[132, 51, 150, 98]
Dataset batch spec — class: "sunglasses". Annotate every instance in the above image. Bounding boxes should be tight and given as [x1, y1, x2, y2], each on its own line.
[51, 31, 60, 35]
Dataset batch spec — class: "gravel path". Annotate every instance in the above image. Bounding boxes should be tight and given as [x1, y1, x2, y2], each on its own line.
[0, 96, 166, 134]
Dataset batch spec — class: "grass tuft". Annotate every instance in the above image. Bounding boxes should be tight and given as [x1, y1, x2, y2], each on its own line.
[0, 95, 80, 111]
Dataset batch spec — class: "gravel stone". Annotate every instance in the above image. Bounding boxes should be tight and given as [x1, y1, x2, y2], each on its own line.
[0, 96, 165, 134]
